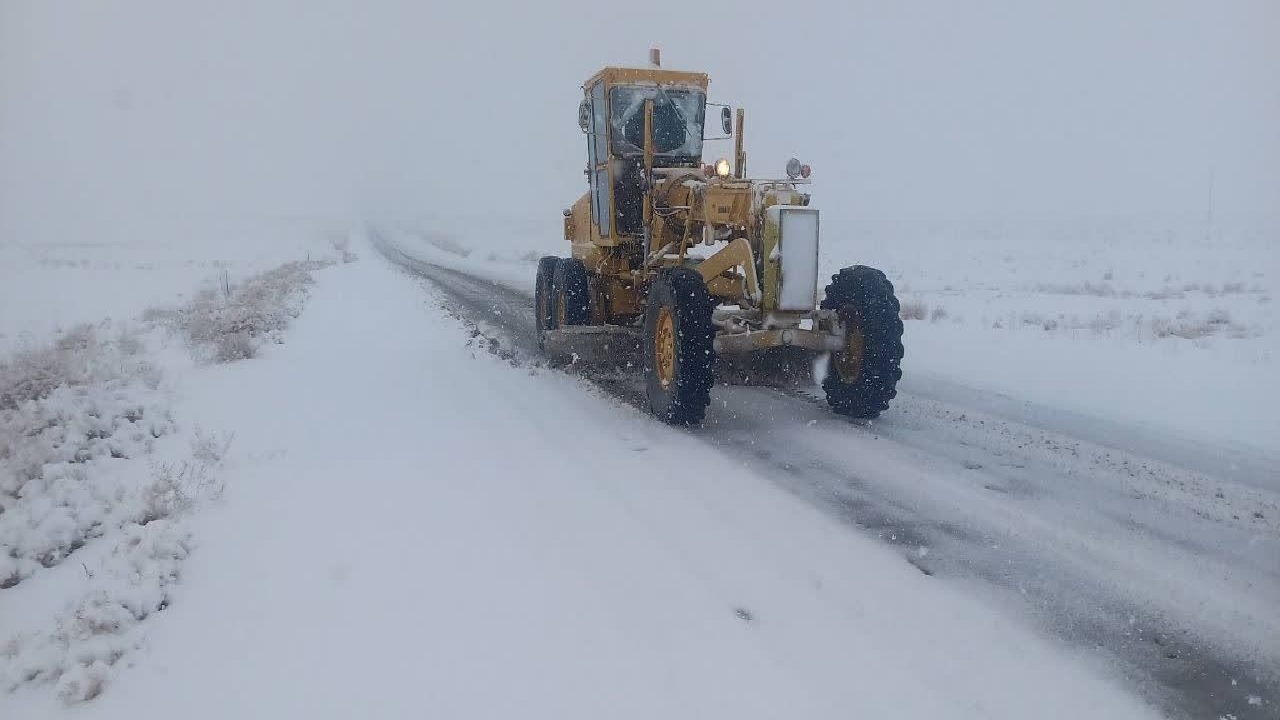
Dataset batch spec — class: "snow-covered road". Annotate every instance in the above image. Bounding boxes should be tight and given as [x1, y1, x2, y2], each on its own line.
[3, 245, 1169, 720]
[6, 238, 1270, 719]
[375, 235, 1279, 720]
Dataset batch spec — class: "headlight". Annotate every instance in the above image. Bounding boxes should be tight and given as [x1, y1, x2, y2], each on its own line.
[786, 158, 813, 179]
[714, 158, 731, 178]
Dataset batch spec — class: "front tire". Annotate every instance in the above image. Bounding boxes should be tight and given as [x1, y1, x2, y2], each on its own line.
[821, 266, 904, 418]
[643, 269, 716, 425]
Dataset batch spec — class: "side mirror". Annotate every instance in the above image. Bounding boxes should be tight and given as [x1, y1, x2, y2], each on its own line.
[578, 100, 590, 133]
[721, 106, 733, 136]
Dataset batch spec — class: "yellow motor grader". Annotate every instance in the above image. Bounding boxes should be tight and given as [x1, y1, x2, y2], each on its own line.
[538, 50, 904, 425]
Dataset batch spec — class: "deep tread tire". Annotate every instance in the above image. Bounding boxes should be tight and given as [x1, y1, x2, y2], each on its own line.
[643, 269, 716, 425]
[821, 265, 904, 419]
[535, 256, 559, 350]
[553, 258, 591, 328]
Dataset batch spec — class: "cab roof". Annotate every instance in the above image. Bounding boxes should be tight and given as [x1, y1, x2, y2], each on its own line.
[583, 66, 709, 92]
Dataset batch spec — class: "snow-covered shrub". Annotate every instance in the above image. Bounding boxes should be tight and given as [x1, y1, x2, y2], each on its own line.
[2, 428, 229, 703]
[2, 518, 192, 703]
[149, 260, 326, 363]
[1020, 313, 1059, 332]
[190, 426, 233, 467]
[1087, 312, 1122, 334]
[141, 432, 230, 523]
[1150, 307, 1246, 340]
[0, 325, 156, 411]
[1036, 281, 1119, 297]
[0, 324, 171, 589]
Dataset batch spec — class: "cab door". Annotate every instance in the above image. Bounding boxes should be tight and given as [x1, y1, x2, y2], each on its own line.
[585, 81, 610, 240]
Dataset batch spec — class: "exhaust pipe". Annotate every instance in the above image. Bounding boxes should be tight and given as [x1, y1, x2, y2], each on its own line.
[649, 47, 661, 68]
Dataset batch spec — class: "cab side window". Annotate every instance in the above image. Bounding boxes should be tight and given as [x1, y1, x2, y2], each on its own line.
[588, 82, 609, 237]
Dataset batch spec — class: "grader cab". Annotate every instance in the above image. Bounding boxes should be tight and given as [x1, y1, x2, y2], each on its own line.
[538, 50, 904, 425]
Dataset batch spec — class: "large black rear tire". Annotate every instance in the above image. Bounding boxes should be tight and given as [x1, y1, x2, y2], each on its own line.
[643, 269, 716, 425]
[535, 256, 559, 350]
[553, 258, 591, 328]
[821, 265, 904, 419]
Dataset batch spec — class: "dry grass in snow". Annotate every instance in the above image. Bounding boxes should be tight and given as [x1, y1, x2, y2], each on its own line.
[899, 300, 954, 324]
[1010, 307, 1254, 341]
[146, 259, 327, 363]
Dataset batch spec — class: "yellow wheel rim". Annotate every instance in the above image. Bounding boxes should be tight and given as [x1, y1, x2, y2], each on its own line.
[655, 307, 675, 390]
[835, 321, 864, 382]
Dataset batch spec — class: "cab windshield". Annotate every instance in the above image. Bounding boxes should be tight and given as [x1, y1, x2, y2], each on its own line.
[609, 85, 705, 160]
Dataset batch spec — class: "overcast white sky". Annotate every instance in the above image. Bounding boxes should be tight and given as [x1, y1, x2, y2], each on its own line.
[2, 0, 1276, 245]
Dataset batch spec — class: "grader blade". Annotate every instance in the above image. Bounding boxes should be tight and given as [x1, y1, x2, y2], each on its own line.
[541, 326, 642, 369]
[716, 346, 821, 389]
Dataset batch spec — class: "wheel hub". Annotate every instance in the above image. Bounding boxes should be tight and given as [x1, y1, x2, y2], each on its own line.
[655, 307, 675, 390]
